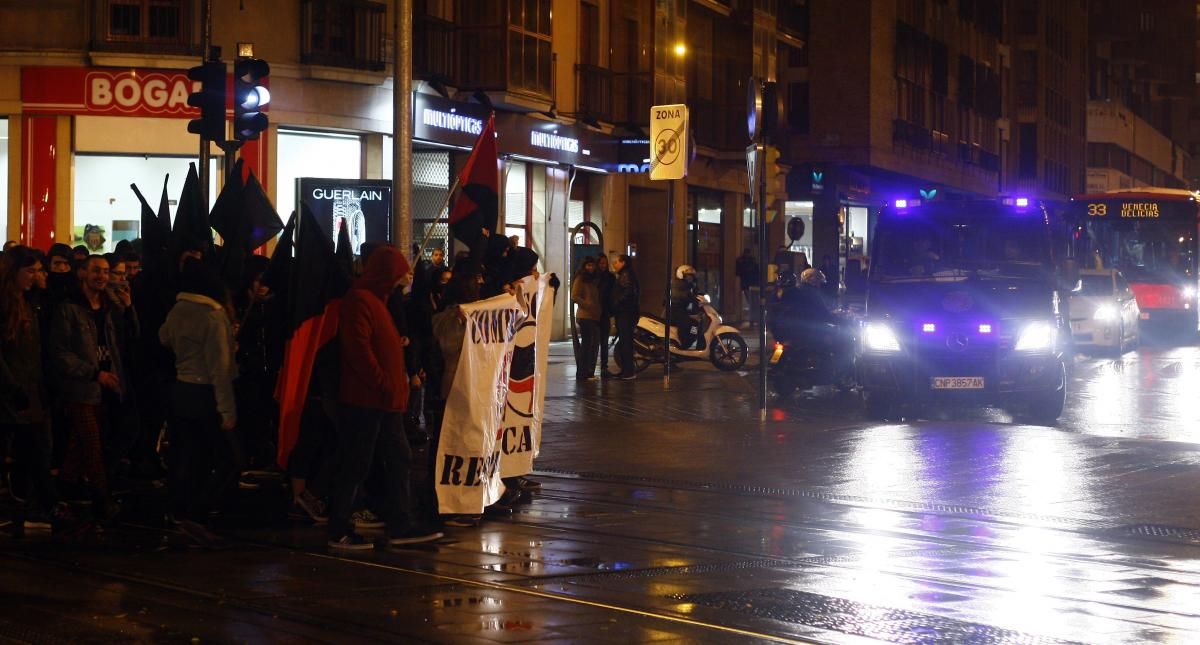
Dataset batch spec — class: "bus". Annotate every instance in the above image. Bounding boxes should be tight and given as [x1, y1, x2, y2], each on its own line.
[1067, 189, 1199, 335]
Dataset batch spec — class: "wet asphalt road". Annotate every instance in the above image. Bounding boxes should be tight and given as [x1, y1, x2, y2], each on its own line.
[3, 339, 1200, 643]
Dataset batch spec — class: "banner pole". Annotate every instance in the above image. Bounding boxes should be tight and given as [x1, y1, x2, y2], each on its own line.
[415, 175, 462, 257]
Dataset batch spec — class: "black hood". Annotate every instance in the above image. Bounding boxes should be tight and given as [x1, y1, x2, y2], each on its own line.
[868, 278, 1055, 324]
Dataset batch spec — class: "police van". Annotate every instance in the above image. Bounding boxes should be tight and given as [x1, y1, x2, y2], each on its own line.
[857, 198, 1069, 423]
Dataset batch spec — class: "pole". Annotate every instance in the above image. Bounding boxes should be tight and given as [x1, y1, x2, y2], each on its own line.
[664, 179, 674, 388]
[394, 0, 414, 254]
[414, 175, 461, 257]
[198, 0, 213, 207]
[758, 139, 769, 420]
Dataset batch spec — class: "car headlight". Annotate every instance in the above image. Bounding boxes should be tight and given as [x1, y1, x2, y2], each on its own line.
[1184, 285, 1196, 300]
[864, 322, 902, 352]
[1093, 305, 1118, 321]
[1015, 321, 1056, 351]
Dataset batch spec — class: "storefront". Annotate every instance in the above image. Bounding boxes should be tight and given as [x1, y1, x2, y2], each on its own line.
[409, 92, 615, 337]
[688, 189, 725, 311]
[15, 66, 269, 252]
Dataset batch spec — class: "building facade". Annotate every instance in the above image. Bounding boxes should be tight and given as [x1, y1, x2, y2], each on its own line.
[1087, 0, 1194, 190]
[773, 0, 1088, 294]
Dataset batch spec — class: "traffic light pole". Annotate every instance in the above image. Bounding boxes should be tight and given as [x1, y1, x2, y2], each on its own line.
[394, 0, 414, 255]
[198, 0, 213, 207]
[758, 137, 769, 420]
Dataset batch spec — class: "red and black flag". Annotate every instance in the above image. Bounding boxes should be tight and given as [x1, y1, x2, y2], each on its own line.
[169, 162, 213, 265]
[130, 174, 171, 275]
[448, 113, 499, 257]
[211, 158, 284, 288]
[273, 204, 351, 468]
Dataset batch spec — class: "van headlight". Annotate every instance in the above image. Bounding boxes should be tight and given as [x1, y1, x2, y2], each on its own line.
[864, 322, 902, 352]
[1093, 305, 1117, 321]
[1015, 321, 1057, 351]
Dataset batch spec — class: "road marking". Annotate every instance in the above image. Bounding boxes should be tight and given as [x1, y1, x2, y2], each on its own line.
[305, 551, 816, 644]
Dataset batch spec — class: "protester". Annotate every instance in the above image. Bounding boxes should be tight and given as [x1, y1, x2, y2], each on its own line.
[328, 245, 441, 550]
[49, 254, 137, 521]
[595, 255, 615, 377]
[233, 255, 278, 471]
[572, 256, 602, 381]
[610, 254, 639, 380]
[0, 247, 63, 531]
[159, 259, 241, 544]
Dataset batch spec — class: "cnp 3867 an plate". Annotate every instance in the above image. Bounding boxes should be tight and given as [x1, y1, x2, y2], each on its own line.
[931, 376, 985, 389]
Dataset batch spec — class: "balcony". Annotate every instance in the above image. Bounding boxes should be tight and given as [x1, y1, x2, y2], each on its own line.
[301, 0, 387, 72]
[576, 64, 612, 123]
[90, 0, 198, 56]
[893, 119, 933, 150]
[613, 71, 652, 126]
[414, 13, 455, 82]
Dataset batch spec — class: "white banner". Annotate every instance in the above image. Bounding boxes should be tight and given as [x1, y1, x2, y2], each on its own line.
[500, 274, 557, 478]
[435, 293, 525, 514]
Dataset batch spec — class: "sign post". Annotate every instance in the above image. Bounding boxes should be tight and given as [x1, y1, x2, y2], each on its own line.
[650, 103, 688, 388]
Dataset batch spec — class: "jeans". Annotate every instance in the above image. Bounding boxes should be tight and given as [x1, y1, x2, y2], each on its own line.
[168, 382, 244, 523]
[577, 318, 600, 378]
[614, 312, 637, 376]
[328, 404, 414, 539]
[1, 422, 58, 513]
[598, 316, 612, 374]
[287, 395, 338, 498]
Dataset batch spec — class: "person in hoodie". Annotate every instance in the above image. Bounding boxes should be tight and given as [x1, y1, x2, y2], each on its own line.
[159, 259, 241, 544]
[327, 245, 443, 551]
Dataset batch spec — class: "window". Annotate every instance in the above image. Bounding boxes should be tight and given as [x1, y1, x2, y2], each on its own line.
[0, 119, 7, 243]
[788, 82, 809, 134]
[302, 0, 387, 71]
[1018, 124, 1038, 179]
[504, 161, 529, 247]
[508, 0, 553, 96]
[98, 0, 189, 49]
[277, 130, 363, 223]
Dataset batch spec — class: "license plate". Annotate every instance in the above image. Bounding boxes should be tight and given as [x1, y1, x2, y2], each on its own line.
[1140, 312, 1150, 320]
[931, 376, 985, 389]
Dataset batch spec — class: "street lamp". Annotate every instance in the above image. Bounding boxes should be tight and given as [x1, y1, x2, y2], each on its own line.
[674, 43, 687, 57]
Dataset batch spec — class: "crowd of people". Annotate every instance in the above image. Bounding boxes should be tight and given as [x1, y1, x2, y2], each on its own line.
[569, 253, 640, 381]
[0, 231, 607, 550]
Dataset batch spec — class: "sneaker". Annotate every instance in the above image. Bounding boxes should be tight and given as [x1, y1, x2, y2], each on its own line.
[290, 491, 328, 524]
[483, 503, 513, 518]
[238, 480, 261, 490]
[352, 509, 385, 529]
[515, 476, 542, 491]
[388, 529, 444, 546]
[23, 515, 52, 531]
[619, 373, 637, 381]
[177, 519, 222, 547]
[443, 514, 481, 528]
[328, 533, 375, 551]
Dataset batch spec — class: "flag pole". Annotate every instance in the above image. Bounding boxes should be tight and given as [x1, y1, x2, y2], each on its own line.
[414, 174, 462, 258]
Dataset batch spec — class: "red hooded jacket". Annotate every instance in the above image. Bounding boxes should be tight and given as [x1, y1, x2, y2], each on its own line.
[338, 246, 411, 411]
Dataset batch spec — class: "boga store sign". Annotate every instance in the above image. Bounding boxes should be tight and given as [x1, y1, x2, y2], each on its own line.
[22, 66, 206, 117]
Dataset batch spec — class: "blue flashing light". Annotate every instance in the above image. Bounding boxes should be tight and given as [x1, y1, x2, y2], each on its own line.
[978, 323, 993, 334]
[1015, 197, 1029, 207]
[922, 323, 937, 333]
[895, 199, 908, 209]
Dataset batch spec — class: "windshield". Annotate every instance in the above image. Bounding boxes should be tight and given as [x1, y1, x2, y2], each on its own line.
[1076, 274, 1113, 296]
[873, 212, 1050, 282]
[1081, 218, 1197, 284]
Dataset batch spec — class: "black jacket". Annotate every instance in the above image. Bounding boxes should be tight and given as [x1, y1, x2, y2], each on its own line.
[609, 268, 640, 315]
[49, 292, 139, 405]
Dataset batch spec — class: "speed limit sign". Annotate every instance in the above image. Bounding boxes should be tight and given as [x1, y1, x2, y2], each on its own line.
[649, 104, 688, 180]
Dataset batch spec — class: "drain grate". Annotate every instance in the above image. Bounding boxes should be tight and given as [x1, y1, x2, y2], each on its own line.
[672, 588, 1079, 645]
[1114, 524, 1200, 544]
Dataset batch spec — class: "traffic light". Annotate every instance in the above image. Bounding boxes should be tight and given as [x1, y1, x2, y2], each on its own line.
[233, 58, 270, 141]
[187, 61, 226, 142]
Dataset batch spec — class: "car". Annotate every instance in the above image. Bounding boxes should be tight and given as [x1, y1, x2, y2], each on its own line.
[1068, 269, 1139, 354]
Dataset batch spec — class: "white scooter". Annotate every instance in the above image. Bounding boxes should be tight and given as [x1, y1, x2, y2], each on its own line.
[632, 294, 748, 372]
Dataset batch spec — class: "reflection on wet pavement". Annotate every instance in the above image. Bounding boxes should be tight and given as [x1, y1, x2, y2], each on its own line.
[1, 344, 1199, 642]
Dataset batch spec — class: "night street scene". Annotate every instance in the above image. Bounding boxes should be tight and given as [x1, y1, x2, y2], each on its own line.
[5, 1, 1200, 644]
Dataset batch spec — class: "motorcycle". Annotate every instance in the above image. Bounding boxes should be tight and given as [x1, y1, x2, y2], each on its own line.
[768, 315, 859, 395]
[631, 294, 749, 372]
